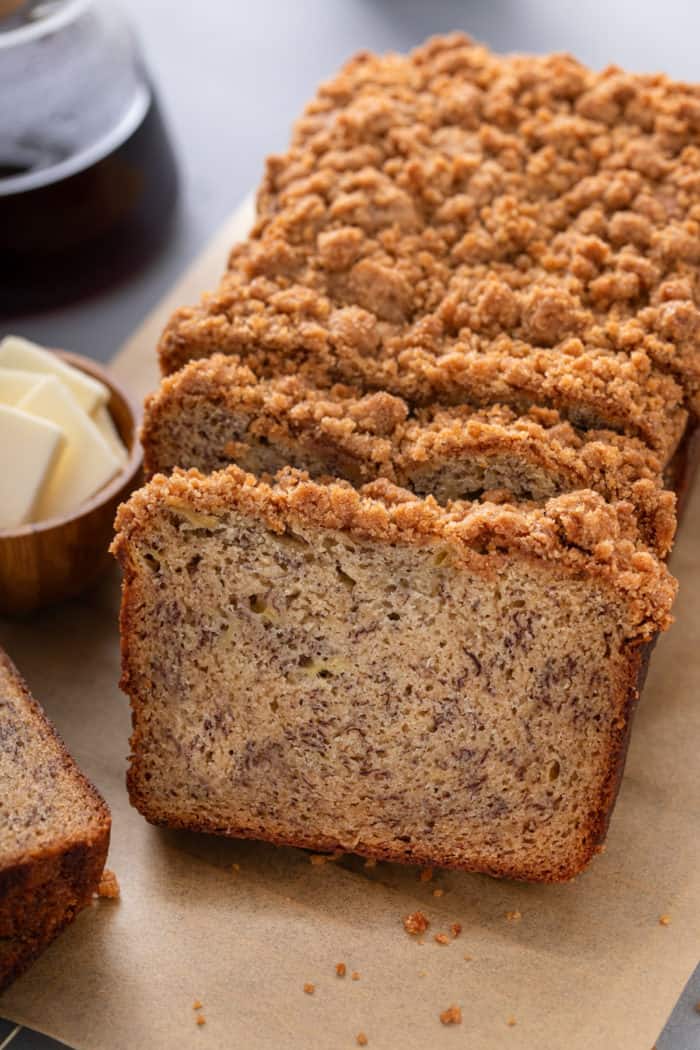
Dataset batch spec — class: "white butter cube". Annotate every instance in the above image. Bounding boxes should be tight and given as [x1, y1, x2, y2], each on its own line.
[0, 405, 64, 529]
[0, 336, 108, 414]
[0, 367, 44, 405]
[19, 376, 120, 519]
[92, 403, 128, 465]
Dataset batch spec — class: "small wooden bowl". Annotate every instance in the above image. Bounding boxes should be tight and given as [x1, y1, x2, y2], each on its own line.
[0, 351, 143, 616]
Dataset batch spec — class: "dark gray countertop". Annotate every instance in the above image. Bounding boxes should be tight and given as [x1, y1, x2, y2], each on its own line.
[2, 1, 699, 1047]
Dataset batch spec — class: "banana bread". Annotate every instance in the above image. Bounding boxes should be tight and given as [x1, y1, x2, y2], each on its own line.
[0, 649, 111, 991]
[112, 467, 675, 882]
[119, 34, 698, 882]
[157, 33, 700, 460]
[141, 353, 676, 554]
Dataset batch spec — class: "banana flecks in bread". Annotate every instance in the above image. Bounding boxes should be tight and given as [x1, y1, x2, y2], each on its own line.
[112, 466, 675, 881]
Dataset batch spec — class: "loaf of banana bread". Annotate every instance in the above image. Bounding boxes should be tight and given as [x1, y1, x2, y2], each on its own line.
[141, 353, 676, 554]
[0, 649, 111, 991]
[158, 33, 700, 462]
[116, 34, 700, 882]
[113, 467, 675, 882]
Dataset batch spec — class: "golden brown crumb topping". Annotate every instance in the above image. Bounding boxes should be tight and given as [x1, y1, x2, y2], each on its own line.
[148, 352, 676, 473]
[159, 33, 700, 455]
[113, 465, 677, 640]
[143, 353, 678, 556]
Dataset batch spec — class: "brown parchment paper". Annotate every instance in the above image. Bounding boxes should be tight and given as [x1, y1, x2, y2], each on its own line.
[1, 195, 699, 1050]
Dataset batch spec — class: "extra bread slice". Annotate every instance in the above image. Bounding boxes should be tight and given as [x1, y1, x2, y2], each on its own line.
[157, 34, 700, 459]
[141, 354, 676, 555]
[0, 649, 111, 991]
[112, 467, 675, 882]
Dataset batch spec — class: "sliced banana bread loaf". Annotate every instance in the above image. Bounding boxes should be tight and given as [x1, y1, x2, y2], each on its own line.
[0, 649, 111, 991]
[112, 467, 675, 882]
[141, 354, 676, 555]
[158, 34, 700, 459]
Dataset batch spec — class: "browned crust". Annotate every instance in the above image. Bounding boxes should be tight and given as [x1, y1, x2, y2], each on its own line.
[590, 636, 656, 851]
[0, 650, 111, 991]
[0, 838, 109, 992]
[157, 34, 700, 457]
[141, 352, 677, 555]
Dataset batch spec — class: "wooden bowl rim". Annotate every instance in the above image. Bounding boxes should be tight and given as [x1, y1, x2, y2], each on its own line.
[0, 349, 142, 540]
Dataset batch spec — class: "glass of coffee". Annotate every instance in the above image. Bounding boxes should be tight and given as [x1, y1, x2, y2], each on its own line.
[0, 0, 179, 314]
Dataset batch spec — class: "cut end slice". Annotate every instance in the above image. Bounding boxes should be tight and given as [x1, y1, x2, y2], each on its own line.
[113, 467, 675, 881]
[0, 650, 111, 991]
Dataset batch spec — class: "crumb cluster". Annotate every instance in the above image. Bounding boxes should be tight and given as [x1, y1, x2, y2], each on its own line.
[96, 868, 120, 899]
[439, 1004, 462, 1026]
[403, 910, 430, 935]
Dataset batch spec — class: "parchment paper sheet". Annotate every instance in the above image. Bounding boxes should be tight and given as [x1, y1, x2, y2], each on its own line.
[1, 196, 698, 1050]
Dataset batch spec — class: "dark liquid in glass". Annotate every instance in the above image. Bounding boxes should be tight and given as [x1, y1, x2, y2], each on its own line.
[0, 91, 178, 316]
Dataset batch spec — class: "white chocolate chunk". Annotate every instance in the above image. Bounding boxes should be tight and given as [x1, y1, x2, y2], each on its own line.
[0, 335, 108, 413]
[92, 404, 128, 465]
[19, 376, 120, 519]
[0, 367, 44, 405]
[0, 405, 64, 529]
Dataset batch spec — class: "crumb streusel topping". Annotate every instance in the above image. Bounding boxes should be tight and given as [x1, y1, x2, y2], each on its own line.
[160, 33, 700, 457]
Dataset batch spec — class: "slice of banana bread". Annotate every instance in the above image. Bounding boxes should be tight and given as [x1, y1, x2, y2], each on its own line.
[141, 354, 676, 555]
[157, 34, 700, 459]
[0, 649, 111, 991]
[112, 467, 675, 882]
